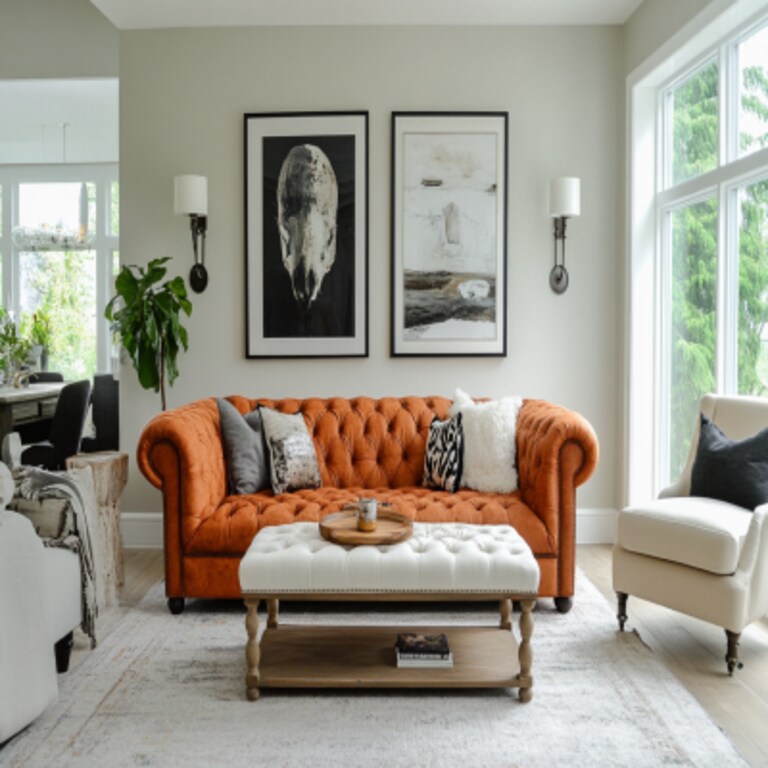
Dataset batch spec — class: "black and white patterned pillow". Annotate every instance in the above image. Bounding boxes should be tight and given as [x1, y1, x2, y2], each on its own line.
[423, 413, 463, 493]
[260, 407, 321, 495]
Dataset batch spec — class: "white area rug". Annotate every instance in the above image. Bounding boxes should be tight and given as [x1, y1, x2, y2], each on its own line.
[1, 571, 746, 768]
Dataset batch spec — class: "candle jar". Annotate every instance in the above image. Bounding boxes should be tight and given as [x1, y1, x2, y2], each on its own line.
[357, 497, 378, 532]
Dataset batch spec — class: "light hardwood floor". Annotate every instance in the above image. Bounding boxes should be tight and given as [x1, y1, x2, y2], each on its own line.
[80, 546, 768, 766]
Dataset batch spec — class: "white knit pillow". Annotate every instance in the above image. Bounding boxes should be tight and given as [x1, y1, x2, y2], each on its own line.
[448, 388, 522, 493]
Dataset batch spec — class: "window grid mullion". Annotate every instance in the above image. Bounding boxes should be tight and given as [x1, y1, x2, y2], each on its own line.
[719, 36, 735, 396]
[718, 183, 736, 394]
[661, 89, 673, 191]
[656, 206, 673, 488]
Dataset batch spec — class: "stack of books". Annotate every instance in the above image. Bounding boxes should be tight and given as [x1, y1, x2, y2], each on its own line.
[395, 632, 453, 668]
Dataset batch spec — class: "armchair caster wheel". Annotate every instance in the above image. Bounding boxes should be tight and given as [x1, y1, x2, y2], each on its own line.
[725, 630, 743, 675]
[616, 591, 628, 631]
[554, 597, 573, 614]
[727, 659, 744, 676]
[54, 631, 74, 673]
[168, 597, 185, 615]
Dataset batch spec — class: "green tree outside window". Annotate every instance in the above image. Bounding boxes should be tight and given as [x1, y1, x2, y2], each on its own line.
[668, 59, 768, 480]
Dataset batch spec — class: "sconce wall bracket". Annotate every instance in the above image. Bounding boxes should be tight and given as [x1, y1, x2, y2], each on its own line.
[550, 215, 569, 294]
[188, 214, 208, 293]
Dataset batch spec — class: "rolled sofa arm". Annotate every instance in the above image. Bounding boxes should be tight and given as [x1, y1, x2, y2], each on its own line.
[136, 397, 227, 532]
[516, 399, 599, 545]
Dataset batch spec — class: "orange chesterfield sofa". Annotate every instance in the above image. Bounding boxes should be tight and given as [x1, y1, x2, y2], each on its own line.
[137, 395, 598, 615]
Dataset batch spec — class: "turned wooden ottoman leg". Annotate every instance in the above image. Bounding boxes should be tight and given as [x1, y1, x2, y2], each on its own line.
[267, 599, 279, 629]
[517, 598, 535, 703]
[245, 598, 261, 701]
[499, 598, 512, 630]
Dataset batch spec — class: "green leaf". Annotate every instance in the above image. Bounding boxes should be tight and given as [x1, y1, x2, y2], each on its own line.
[103, 257, 193, 408]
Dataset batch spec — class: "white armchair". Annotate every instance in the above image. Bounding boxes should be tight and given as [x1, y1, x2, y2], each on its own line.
[613, 393, 768, 675]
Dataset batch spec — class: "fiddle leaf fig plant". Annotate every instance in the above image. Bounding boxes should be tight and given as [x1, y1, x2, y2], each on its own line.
[105, 257, 192, 411]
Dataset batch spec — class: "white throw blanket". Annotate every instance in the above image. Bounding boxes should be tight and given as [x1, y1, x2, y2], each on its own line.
[15, 466, 99, 647]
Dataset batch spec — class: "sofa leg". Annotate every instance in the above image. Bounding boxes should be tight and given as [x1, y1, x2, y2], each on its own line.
[554, 597, 572, 614]
[725, 630, 744, 676]
[616, 591, 628, 631]
[54, 631, 74, 673]
[168, 597, 185, 615]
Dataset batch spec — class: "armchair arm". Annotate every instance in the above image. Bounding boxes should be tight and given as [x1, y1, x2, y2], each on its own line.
[136, 398, 228, 590]
[516, 399, 599, 545]
[658, 476, 690, 499]
[736, 504, 768, 625]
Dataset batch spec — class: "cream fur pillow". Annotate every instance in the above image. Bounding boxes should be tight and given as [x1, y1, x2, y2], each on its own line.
[448, 388, 522, 493]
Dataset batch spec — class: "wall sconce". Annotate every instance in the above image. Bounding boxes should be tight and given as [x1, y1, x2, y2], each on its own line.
[174, 174, 208, 293]
[548, 177, 581, 294]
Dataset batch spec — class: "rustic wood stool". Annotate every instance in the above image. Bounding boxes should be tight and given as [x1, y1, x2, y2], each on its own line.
[66, 451, 128, 607]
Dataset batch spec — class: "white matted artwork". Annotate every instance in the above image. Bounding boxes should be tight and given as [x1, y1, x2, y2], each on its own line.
[244, 111, 368, 358]
[391, 112, 508, 357]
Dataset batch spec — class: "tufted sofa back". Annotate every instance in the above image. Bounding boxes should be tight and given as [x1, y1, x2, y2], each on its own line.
[226, 395, 452, 489]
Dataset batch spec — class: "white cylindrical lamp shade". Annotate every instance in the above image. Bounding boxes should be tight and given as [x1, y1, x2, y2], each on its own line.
[174, 175, 208, 216]
[549, 177, 581, 218]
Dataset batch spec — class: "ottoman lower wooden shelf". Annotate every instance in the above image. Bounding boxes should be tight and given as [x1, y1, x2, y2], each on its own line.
[247, 609, 534, 697]
[239, 523, 540, 703]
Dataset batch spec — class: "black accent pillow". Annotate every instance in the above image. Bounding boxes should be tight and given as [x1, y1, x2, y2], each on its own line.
[217, 398, 270, 494]
[423, 414, 463, 493]
[690, 414, 768, 511]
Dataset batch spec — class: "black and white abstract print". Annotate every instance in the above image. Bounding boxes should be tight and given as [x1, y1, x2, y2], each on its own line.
[402, 132, 498, 342]
[262, 134, 356, 339]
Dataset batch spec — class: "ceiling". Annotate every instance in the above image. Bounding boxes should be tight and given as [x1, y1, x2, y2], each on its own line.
[0, 1, 646, 163]
[89, 0, 645, 29]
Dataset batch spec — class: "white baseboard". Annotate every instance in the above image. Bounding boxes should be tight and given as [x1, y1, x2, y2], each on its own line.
[122, 512, 163, 549]
[121, 507, 619, 549]
[576, 507, 617, 544]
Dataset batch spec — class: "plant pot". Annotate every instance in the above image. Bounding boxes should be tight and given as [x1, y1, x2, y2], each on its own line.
[27, 344, 43, 369]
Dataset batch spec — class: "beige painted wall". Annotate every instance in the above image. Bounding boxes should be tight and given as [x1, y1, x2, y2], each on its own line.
[623, 0, 716, 74]
[0, 0, 118, 78]
[119, 25, 622, 514]
[0, 1, 750, 528]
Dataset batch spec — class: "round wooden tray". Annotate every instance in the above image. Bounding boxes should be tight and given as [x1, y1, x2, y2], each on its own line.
[319, 506, 413, 546]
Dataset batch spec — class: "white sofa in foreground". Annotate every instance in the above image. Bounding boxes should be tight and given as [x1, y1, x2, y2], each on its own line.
[0, 510, 82, 743]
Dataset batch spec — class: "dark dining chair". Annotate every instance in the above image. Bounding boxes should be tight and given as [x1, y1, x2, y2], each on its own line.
[15, 372, 66, 443]
[21, 379, 92, 470]
[28, 371, 64, 384]
[81, 373, 119, 452]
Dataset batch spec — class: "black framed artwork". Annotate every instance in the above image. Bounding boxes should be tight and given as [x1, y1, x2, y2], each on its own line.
[391, 111, 508, 357]
[244, 111, 368, 357]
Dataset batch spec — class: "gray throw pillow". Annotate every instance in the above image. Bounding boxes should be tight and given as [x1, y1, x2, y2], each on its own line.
[690, 414, 768, 511]
[260, 407, 321, 495]
[217, 398, 270, 495]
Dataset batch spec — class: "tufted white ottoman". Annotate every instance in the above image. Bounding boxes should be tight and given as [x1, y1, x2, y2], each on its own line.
[239, 522, 540, 702]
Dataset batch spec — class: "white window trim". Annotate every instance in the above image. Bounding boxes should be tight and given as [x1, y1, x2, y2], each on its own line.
[625, 0, 768, 506]
[0, 163, 118, 376]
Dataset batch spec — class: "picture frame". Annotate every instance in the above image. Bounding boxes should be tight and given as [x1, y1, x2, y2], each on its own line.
[390, 111, 508, 357]
[244, 111, 368, 358]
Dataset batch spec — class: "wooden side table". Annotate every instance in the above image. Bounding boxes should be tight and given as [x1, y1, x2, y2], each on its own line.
[66, 451, 129, 608]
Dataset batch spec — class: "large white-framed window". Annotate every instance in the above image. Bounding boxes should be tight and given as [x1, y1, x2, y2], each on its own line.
[0, 164, 119, 380]
[627, 1, 768, 504]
